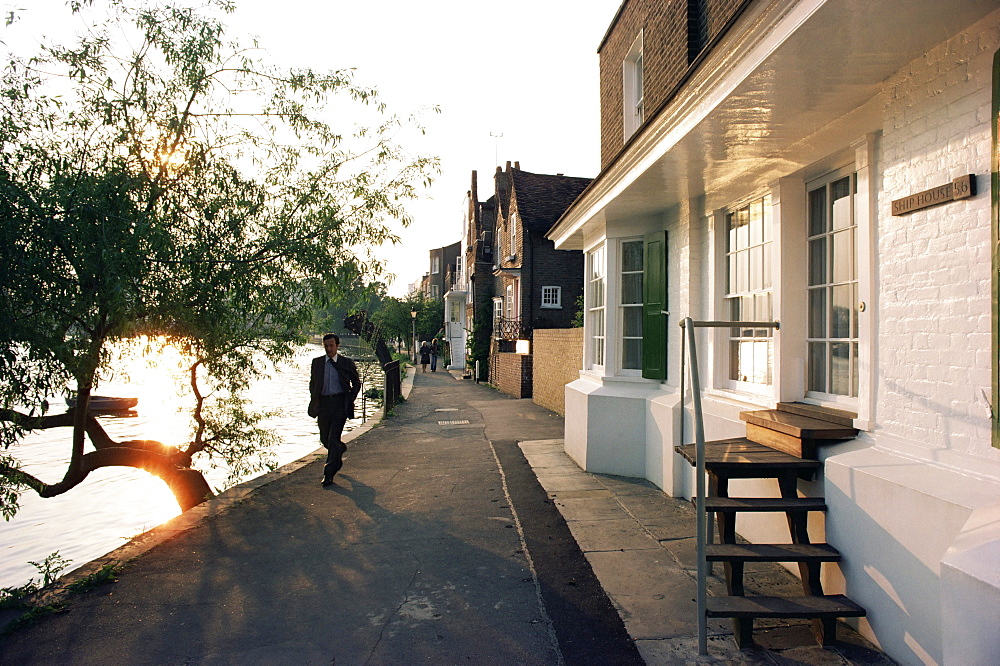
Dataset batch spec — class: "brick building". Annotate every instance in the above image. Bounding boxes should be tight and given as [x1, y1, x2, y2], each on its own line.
[489, 163, 591, 395]
[449, 171, 497, 380]
[547, 1, 1000, 663]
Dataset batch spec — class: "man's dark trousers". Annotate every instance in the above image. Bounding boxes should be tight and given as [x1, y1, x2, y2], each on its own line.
[317, 394, 348, 480]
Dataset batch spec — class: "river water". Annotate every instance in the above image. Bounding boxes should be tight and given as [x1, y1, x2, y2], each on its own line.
[1, 343, 382, 589]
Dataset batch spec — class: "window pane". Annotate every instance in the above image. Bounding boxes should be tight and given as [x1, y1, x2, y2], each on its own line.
[729, 297, 741, 320]
[809, 187, 827, 236]
[809, 342, 827, 392]
[737, 207, 749, 248]
[622, 273, 642, 304]
[749, 245, 762, 292]
[762, 195, 772, 242]
[851, 283, 859, 338]
[832, 229, 853, 283]
[736, 251, 747, 293]
[622, 241, 643, 272]
[809, 288, 827, 338]
[749, 200, 763, 246]
[831, 284, 852, 338]
[741, 295, 754, 336]
[592, 279, 604, 308]
[730, 340, 741, 381]
[754, 292, 772, 337]
[729, 297, 741, 337]
[763, 242, 772, 289]
[727, 213, 737, 253]
[622, 338, 641, 370]
[852, 342, 859, 397]
[831, 176, 852, 229]
[753, 340, 771, 384]
[623, 306, 642, 337]
[728, 254, 737, 293]
[830, 342, 851, 395]
[809, 238, 827, 286]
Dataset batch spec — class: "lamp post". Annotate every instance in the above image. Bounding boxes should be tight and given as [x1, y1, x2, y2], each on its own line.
[410, 309, 417, 364]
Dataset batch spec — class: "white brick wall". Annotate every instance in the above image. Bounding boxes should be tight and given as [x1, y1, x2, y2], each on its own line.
[877, 8, 1000, 463]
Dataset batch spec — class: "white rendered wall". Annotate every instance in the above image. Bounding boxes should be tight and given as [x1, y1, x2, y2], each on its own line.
[876, 10, 998, 471]
[822, 10, 1000, 665]
[563, 378, 652, 478]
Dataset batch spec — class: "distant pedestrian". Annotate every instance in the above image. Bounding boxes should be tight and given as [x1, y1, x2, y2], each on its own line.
[308, 334, 362, 486]
[419, 340, 431, 373]
[430, 338, 440, 372]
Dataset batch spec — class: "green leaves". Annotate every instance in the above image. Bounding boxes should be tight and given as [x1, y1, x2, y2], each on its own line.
[0, 0, 438, 516]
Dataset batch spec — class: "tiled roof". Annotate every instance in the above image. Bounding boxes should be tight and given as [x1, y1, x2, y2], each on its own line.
[509, 169, 592, 233]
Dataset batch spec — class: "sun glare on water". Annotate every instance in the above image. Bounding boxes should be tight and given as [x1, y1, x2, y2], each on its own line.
[86, 336, 201, 517]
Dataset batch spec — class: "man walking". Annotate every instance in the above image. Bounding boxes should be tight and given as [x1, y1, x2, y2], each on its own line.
[308, 334, 362, 486]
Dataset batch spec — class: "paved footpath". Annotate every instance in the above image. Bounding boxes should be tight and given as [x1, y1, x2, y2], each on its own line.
[0, 368, 893, 665]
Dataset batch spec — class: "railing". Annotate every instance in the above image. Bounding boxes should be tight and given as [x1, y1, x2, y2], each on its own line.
[444, 267, 466, 291]
[678, 317, 779, 656]
[493, 317, 532, 341]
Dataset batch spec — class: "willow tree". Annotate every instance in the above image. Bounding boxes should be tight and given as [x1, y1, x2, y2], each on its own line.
[0, 0, 437, 516]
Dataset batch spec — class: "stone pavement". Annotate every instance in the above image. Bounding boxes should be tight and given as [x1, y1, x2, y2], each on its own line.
[0, 366, 893, 665]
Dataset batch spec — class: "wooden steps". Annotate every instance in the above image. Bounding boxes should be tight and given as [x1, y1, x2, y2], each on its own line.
[707, 595, 866, 619]
[705, 497, 827, 513]
[706, 543, 841, 563]
[739, 403, 858, 458]
[675, 405, 865, 648]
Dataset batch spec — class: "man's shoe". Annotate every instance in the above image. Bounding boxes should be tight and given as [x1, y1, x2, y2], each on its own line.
[321, 477, 333, 487]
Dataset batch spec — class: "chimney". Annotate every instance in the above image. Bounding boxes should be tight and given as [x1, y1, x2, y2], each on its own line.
[496, 165, 502, 173]
[505, 161, 511, 172]
[514, 161, 520, 170]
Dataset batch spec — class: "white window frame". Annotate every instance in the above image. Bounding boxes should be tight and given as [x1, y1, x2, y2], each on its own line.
[541, 286, 562, 309]
[623, 32, 644, 140]
[723, 194, 775, 395]
[431, 284, 440, 300]
[432, 256, 440, 274]
[492, 297, 503, 331]
[619, 238, 644, 375]
[586, 244, 607, 371]
[805, 165, 860, 406]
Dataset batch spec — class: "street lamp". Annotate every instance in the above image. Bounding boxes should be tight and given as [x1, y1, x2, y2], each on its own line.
[410, 309, 418, 364]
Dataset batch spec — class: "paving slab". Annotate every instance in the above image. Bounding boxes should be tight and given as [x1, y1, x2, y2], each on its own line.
[565, 518, 662, 552]
[553, 495, 630, 522]
[535, 473, 609, 492]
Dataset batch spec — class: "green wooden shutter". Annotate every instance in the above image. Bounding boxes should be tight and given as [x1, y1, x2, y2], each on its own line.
[642, 230, 668, 379]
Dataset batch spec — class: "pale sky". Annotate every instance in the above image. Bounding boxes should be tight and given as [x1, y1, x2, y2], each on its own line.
[6, 0, 623, 297]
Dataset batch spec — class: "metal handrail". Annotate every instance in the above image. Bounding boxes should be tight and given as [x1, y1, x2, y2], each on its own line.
[678, 317, 779, 655]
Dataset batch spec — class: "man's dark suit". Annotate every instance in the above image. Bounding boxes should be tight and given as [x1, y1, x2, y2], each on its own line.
[309, 354, 362, 481]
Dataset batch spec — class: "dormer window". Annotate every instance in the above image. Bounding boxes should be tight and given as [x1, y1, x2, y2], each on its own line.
[623, 33, 644, 139]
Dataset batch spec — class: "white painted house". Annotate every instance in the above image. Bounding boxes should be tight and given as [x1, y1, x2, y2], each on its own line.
[547, 1, 1000, 663]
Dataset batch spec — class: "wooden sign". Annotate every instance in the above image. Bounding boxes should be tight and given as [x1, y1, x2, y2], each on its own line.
[892, 174, 976, 215]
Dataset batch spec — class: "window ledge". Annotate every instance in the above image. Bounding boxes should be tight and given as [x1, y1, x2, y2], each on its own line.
[703, 387, 774, 410]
